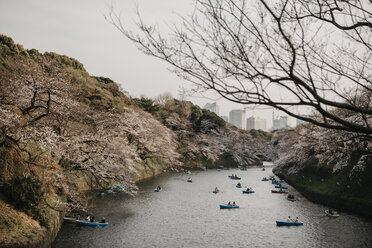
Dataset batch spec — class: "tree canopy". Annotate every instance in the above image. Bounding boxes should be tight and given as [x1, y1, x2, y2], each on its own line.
[108, 0, 372, 135]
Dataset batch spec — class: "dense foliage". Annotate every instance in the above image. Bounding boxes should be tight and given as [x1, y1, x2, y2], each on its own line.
[0, 35, 271, 226]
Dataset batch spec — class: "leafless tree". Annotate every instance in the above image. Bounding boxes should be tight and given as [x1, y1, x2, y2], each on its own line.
[107, 0, 372, 135]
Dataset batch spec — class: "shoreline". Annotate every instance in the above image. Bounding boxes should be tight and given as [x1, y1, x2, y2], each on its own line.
[273, 170, 372, 219]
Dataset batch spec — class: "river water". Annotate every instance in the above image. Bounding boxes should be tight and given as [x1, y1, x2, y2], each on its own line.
[53, 164, 372, 248]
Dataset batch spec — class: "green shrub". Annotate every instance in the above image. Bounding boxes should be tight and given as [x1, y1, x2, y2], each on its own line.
[44, 52, 85, 71]
[132, 97, 160, 113]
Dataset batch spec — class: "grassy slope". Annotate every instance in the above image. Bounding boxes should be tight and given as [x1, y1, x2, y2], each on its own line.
[274, 153, 372, 218]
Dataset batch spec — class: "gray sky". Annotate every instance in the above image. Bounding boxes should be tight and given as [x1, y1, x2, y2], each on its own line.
[0, 0, 291, 128]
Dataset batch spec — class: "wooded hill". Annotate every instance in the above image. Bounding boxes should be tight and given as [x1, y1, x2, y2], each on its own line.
[0, 35, 271, 247]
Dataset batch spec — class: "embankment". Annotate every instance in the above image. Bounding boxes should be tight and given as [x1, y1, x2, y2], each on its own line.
[273, 156, 372, 218]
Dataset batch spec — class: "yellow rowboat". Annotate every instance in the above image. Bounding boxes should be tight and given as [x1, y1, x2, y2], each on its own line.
[325, 210, 340, 218]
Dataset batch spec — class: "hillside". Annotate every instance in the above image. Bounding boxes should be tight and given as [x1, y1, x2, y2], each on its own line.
[272, 120, 372, 217]
[0, 35, 272, 248]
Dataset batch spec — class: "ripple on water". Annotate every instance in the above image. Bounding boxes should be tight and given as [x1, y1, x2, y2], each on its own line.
[53, 167, 372, 248]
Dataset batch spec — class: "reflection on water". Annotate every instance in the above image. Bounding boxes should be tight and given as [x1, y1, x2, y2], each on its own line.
[53, 164, 372, 248]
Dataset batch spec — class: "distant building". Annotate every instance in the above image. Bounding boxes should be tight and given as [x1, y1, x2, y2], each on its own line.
[246, 116, 267, 131]
[229, 109, 246, 129]
[204, 102, 219, 115]
[221, 116, 228, 122]
[273, 116, 288, 130]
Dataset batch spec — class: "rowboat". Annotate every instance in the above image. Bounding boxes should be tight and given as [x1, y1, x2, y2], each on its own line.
[275, 185, 288, 189]
[240, 168, 247, 171]
[200, 166, 206, 171]
[220, 204, 239, 209]
[212, 189, 219, 194]
[107, 184, 124, 192]
[236, 185, 242, 188]
[187, 178, 192, 182]
[262, 178, 269, 181]
[272, 181, 280, 185]
[242, 190, 255, 194]
[63, 217, 77, 224]
[325, 210, 340, 218]
[276, 221, 303, 226]
[287, 196, 296, 201]
[154, 188, 161, 192]
[228, 175, 241, 179]
[97, 192, 105, 197]
[76, 220, 108, 227]
[271, 190, 288, 194]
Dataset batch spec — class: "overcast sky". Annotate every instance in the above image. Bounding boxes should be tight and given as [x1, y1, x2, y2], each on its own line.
[0, 0, 294, 128]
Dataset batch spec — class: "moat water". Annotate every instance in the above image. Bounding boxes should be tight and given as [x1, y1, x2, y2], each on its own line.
[53, 163, 372, 248]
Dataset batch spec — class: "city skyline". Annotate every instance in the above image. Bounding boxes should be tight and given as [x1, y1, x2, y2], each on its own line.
[203, 101, 302, 131]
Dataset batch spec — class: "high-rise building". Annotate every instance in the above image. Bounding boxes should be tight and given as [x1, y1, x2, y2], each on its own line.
[221, 116, 228, 122]
[273, 116, 288, 130]
[246, 116, 267, 131]
[204, 102, 219, 115]
[229, 109, 246, 129]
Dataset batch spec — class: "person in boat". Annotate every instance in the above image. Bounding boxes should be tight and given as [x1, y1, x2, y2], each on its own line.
[228, 201, 232, 206]
[237, 182, 241, 187]
[100, 217, 106, 223]
[85, 215, 91, 221]
[90, 216, 95, 222]
[214, 187, 218, 192]
[279, 188, 283, 192]
[232, 201, 236, 206]
[157, 186, 161, 190]
[287, 216, 292, 222]
[295, 217, 299, 223]
[328, 208, 333, 215]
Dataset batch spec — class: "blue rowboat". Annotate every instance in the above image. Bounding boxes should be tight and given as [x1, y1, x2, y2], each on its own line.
[76, 220, 108, 227]
[200, 166, 206, 171]
[240, 168, 247, 171]
[276, 221, 303, 226]
[272, 181, 280, 185]
[230, 177, 241, 180]
[220, 205, 239, 209]
[275, 186, 288, 189]
[212, 190, 219, 194]
[236, 185, 242, 188]
[218, 165, 224, 169]
[279, 180, 285, 183]
[262, 178, 269, 181]
[242, 190, 255, 194]
[107, 184, 124, 192]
